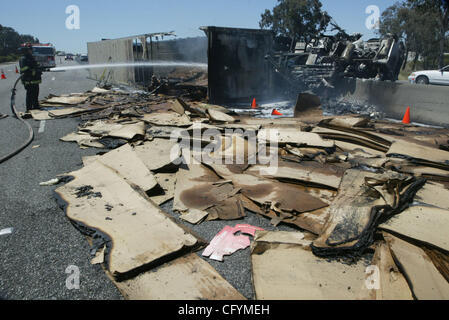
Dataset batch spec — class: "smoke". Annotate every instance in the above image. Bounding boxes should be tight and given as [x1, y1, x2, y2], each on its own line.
[165, 37, 208, 63]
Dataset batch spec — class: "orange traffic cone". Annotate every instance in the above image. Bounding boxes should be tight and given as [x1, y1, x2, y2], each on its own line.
[251, 98, 257, 109]
[15, 66, 19, 74]
[1, 70, 6, 80]
[272, 109, 283, 116]
[402, 107, 411, 124]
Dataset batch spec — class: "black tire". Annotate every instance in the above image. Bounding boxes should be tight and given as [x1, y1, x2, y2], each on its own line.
[416, 76, 429, 85]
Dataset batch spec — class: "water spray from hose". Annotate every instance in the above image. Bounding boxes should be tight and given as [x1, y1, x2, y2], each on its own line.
[50, 61, 208, 72]
[1, 60, 207, 163]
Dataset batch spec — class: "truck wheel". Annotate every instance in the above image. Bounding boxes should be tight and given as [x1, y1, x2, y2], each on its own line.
[416, 76, 429, 85]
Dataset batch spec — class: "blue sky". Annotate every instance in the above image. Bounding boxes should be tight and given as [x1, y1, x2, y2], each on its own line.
[0, 0, 397, 53]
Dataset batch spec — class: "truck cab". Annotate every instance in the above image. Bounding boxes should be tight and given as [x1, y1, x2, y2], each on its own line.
[31, 44, 56, 69]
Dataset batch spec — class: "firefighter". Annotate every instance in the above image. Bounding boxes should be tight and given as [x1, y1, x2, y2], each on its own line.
[19, 44, 42, 112]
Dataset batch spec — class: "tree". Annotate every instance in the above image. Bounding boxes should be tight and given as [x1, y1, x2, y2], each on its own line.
[379, 1, 442, 69]
[260, 0, 331, 51]
[408, 0, 449, 68]
[0, 24, 39, 59]
[379, 3, 406, 37]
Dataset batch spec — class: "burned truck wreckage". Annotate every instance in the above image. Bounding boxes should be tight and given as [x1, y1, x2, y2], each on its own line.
[197, 25, 409, 112]
[265, 29, 406, 95]
[85, 26, 446, 126]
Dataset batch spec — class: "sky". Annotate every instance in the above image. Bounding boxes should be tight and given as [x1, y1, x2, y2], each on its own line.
[0, 0, 398, 53]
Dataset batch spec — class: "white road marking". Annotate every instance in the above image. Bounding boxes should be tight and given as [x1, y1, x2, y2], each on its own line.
[38, 120, 46, 133]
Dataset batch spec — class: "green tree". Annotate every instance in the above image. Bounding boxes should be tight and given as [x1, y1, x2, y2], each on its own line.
[408, 0, 449, 68]
[379, 1, 442, 69]
[259, 0, 331, 51]
[0, 24, 39, 61]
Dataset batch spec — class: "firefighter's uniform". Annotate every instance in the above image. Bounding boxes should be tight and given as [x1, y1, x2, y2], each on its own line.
[19, 50, 42, 111]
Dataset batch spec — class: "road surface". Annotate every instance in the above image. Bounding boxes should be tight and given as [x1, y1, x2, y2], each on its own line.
[0, 60, 123, 300]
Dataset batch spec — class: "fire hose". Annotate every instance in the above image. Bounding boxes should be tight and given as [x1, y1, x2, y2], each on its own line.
[0, 75, 35, 164]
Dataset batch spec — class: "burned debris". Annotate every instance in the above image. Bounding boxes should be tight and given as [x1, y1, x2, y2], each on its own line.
[266, 22, 406, 96]
[31, 81, 449, 300]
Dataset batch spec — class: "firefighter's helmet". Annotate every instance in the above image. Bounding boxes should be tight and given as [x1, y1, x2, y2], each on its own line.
[19, 43, 33, 54]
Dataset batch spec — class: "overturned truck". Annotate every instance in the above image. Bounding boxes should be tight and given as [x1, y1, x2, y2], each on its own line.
[202, 26, 407, 105]
[265, 31, 406, 95]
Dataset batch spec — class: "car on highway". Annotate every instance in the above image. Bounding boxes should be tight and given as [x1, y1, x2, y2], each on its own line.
[80, 54, 88, 62]
[65, 54, 74, 60]
[408, 65, 449, 85]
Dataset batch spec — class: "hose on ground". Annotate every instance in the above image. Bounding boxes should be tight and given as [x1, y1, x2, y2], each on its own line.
[0, 76, 35, 164]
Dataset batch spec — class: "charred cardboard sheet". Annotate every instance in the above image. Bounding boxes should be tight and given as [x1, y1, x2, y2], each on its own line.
[44, 95, 91, 105]
[192, 102, 233, 115]
[239, 194, 331, 235]
[385, 158, 449, 182]
[367, 241, 413, 300]
[312, 169, 426, 257]
[414, 181, 449, 210]
[216, 123, 261, 132]
[284, 145, 329, 160]
[258, 128, 335, 148]
[251, 231, 371, 300]
[71, 120, 146, 143]
[387, 140, 449, 170]
[80, 120, 123, 136]
[95, 144, 158, 192]
[142, 112, 192, 127]
[228, 173, 329, 214]
[206, 195, 246, 221]
[45, 106, 83, 117]
[60, 132, 104, 149]
[324, 117, 370, 129]
[205, 163, 332, 232]
[179, 209, 209, 225]
[246, 160, 345, 190]
[423, 246, 449, 284]
[107, 121, 146, 140]
[384, 233, 449, 300]
[82, 155, 102, 167]
[55, 160, 201, 281]
[173, 163, 246, 224]
[113, 253, 245, 300]
[173, 164, 228, 212]
[208, 134, 258, 166]
[312, 127, 390, 153]
[134, 139, 181, 172]
[334, 140, 386, 158]
[149, 173, 176, 205]
[207, 108, 236, 123]
[318, 118, 392, 147]
[30, 110, 53, 121]
[380, 205, 449, 252]
[146, 125, 186, 140]
[48, 107, 106, 119]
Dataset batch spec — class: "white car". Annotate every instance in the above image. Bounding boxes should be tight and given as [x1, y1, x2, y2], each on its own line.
[408, 65, 449, 85]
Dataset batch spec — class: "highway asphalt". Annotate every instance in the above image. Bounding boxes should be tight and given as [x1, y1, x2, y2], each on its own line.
[0, 60, 123, 300]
